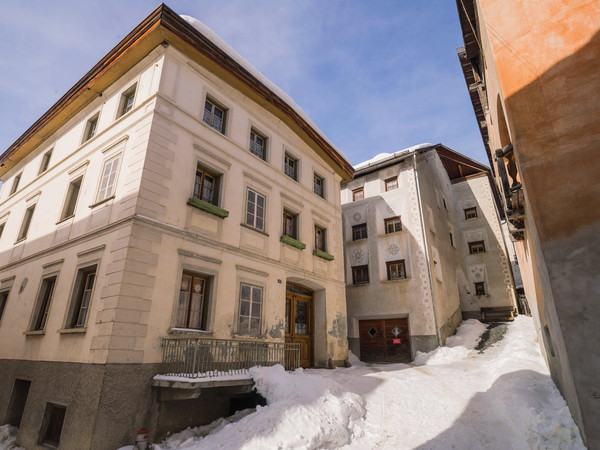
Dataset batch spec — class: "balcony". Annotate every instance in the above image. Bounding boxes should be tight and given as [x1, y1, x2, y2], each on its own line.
[153, 338, 301, 400]
[495, 144, 525, 240]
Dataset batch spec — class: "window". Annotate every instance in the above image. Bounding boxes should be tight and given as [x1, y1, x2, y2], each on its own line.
[239, 283, 262, 335]
[96, 155, 121, 203]
[284, 153, 298, 181]
[83, 113, 99, 143]
[245, 188, 265, 231]
[469, 241, 486, 254]
[193, 165, 220, 206]
[314, 225, 326, 251]
[10, 173, 21, 196]
[39, 403, 66, 448]
[39, 150, 53, 175]
[387, 260, 406, 280]
[282, 210, 298, 239]
[0, 290, 9, 322]
[385, 217, 402, 234]
[203, 98, 226, 133]
[60, 176, 83, 220]
[449, 232, 454, 247]
[443, 198, 448, 210]
[118, 84, 136, 118]
[464, 207, 478, 220]
[313, 173, 325, 198]
[352, 188, 364, 201]
[249, 129, 267, 160]
[17, 204, 36, 241]
[385, 177, 398, 191]
[475, 282, 486, 296]
[352, 265, 369, 285]
[0, 222, 5, 240]
[176, 273, 209, 330]
[31, 276, 57, 331]
[352, 223, 367, 241]
[67, 266, 97, 328]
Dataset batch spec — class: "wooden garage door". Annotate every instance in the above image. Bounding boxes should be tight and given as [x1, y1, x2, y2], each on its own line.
[359, 318, 411, 363]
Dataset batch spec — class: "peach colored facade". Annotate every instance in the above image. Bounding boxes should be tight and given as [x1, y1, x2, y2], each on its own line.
[456, 0, 600, 447]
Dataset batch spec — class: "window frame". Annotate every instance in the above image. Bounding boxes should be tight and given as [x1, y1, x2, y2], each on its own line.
[16, 203, 36, 242]
[60, 176, 83, 221]
[39, 149, 53, 175]
[31, 276, 58, 331]
[384, 216, 402, 234]
[385, 177, 398, 191]
[284, 152, 298, 181]
[475, 281, 486, 296]
[10, 173, 22, 196]
[314, 225, 326, 252]
[82, 112, 100, 143]
[468, 241, 486, 254]
[238, 282, 263, 335]
[464, 207, 478, 220]
[282, 210, 298, 240]
[352, 187, 364, 201]
[245, 188, 266, 231]
[249, 128, 267, 161]
[386, 260, 407, 281]
[176, 272, 211, 330]
[313, 173, 325, 199]
[117, 84, 137, 118]
[66, 265, 97, 329]
[0, 290, 9, 323]
[95, 154, 122, 204]
[193, 164, 221, 206]
[352, 265, 369, 285]
[39, 402, 67, 448]
[352, 223, 367, 241]
[203, 97, 227, 134]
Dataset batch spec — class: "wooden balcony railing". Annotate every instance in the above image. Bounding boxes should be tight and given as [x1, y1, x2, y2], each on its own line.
[159, 337, 301, 379]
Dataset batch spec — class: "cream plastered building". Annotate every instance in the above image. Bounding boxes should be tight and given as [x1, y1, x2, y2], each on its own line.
[0, 5, 353, 449]
[341, 144, 516, 362]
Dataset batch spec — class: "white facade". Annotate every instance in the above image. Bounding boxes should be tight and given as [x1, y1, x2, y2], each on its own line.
[341, 145, 517, 362]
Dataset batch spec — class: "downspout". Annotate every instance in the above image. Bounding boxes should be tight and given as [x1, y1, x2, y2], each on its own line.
[413, 152, 442, 347]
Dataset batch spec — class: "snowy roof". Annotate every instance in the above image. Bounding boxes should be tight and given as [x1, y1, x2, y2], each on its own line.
[354, 143, 434, 170]
[181, 15, 351, 166]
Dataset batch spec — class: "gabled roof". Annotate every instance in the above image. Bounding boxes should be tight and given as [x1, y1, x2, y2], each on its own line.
[0, 3, 354, 182]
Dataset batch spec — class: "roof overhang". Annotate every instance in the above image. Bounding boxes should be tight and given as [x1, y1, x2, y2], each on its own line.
[0, 4, 354, 182]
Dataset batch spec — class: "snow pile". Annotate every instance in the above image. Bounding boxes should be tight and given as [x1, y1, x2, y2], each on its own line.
[347, 350, 365, 367]
[134, 316, 584, 449]
[180, 15, 350, 165]
[354, 143, 433, 169]
[413, 318, 487, 365]
[0, 425, 23, 450]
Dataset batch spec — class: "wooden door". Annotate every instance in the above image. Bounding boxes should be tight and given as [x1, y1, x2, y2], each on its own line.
[359, 318, 411, 363]
[285, 289, 313, 367]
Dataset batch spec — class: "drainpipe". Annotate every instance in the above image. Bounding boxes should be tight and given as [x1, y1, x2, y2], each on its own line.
[413, 152, 442, 347]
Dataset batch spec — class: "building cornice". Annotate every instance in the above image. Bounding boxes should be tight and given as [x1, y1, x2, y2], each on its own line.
[0, 4, 354, 182]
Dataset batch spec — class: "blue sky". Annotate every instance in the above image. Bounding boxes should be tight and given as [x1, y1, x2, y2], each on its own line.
[0, 0, 485, 167]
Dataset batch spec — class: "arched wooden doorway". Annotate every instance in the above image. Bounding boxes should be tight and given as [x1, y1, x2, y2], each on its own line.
[285, 283, 313, 367]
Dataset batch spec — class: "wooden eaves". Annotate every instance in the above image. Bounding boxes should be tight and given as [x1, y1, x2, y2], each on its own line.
[0, 3, 354, 183]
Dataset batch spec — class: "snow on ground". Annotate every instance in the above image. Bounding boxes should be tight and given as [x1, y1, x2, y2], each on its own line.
[144, 316, 585, 449]
[6, 317, 585, 450]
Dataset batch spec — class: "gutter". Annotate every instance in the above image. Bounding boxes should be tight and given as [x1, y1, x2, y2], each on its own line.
[413, 153, 442, 347]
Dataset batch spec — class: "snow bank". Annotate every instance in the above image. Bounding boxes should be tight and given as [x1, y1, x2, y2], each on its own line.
[0, 425, 23, 450]
[413, 319, 487, 365]
[155, 365, 366, 449]
[347, 350, 365, 367]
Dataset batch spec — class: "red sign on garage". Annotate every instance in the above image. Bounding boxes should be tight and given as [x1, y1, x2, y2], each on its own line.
[392, 338, 401, 344]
